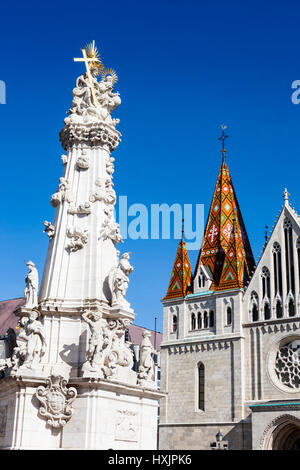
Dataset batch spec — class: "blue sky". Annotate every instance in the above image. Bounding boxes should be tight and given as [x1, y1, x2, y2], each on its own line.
[0, 0, 300, 333]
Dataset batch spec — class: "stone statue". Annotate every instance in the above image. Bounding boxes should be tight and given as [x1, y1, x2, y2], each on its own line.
[109, 253, 133, 306]
[82, 311, 105, 371]
[65, 68, 121, 127]
[66, 226, 89, 252]
[13, 310, 46, 370]
[138, 331, 155, 384]
[24, 261, 39, 308]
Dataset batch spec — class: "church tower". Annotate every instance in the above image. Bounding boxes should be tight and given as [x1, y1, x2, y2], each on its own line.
[159, 129, 300, 450]
[0, 42, 162, 450]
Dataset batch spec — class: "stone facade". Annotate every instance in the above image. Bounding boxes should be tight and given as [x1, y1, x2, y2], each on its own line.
[159, 178, 300, 450]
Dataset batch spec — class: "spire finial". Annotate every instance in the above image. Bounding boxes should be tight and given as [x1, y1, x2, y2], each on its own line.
[218, 124, 228, 162]
[283, 188, 290, 205]
[264, 225, 268, 246]
[181, 218, 184, 240]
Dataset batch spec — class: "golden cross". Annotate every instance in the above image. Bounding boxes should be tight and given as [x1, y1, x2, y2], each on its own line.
[74, 41, 100, 107]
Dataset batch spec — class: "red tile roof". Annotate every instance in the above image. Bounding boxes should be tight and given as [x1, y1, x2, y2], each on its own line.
[127, 324, 162, 351]
[0, 298, 25, 335]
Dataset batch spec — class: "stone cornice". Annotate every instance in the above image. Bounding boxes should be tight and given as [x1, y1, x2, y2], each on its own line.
[249, 401, 300, 412]
[243, 317, 300, 332]
[161, 334, 244, 353]
[59, 122, 121, 152]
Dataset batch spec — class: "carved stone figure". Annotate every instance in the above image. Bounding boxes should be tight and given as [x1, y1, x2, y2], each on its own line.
[100, 216, 123, 244]
[82, 311, 106, 371]
[76, 149, 89, 169]
[137, 331, 155, 385]
[43, 221, 55, 240]
[24, 261, 39, 308]
[109, 253, 133, 307]
[65, 68, 121, 127]
[13, 310, 46, 370]
[68, 202, 91, 215]
[50, 177, 74, 207]
[89, 178, 107, 203]
[35, 375, 77, 429]
[104, 179, 116, 205]
[101, 318, 133, 378]
[66, 226, 89, 252]
[106, 156, 115, 176]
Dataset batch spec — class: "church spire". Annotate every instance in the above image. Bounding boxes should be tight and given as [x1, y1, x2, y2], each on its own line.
[195, 131, 255, 291]
[163, 227, 192, 301]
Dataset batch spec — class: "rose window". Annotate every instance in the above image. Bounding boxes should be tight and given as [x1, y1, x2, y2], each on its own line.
[275, 340, 300, 389]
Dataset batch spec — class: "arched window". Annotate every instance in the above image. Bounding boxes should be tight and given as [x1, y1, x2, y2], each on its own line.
[203, 311, 208, 328]
[276, 300, 283, 318]
[227, 306, 232, 325]
[284, 218, 295, 295]
[273, 242, 282, 297]
[209, 310, 214, 328]
[250, 291, 259, 322]
[172, 315, 177, 332]
[197, 312, 202, 329]
[198, 363, 205, 411]
[264, 302, 271, 320]
[198, 273, 206, 288]
[191, 313, 196, 330]
[288, 298, 295, 317]
[261, 267, 271, 300]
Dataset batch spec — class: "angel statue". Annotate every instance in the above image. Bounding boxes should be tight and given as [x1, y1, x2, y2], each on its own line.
[24, 261, 39, 308]
[108, 253, 133, 307]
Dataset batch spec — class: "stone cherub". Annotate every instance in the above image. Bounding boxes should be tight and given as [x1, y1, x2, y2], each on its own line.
[43, 221, 55, 240]
[24, 261, 39, 308]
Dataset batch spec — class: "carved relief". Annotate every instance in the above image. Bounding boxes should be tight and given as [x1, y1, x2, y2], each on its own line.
[68, 202, 92, 215]
[100, 207, 123, 244]
[115, 409, 138, 442]
[76, 149, 89, 169]
[35, 375, 77, 429]
[82, 314, 133, 379]
[61, 154, 68, 165]
[43, 221, 55, 240]
[50, 177, 74, 207]
[106, 156, 115, 177]
[89, 178, 116, 205]
[66, 226, 89, 252]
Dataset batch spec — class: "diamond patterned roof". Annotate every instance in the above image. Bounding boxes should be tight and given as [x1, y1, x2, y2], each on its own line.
[163, 239, 192, 300]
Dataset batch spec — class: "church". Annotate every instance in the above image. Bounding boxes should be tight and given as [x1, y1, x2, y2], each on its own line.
[158, 136, 300, 450]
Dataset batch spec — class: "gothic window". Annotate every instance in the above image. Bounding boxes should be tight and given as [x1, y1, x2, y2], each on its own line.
[197, 312, 202, 329]
[276, 300, 283, 319]
[203, 311, 208, 328]
[273, 242, 282, 296]
[198, 273, 206, 288]
[227, 306, 232, 325]
[250, 291, 259, 322]
[198, 363, 205, 411]
[172, 315, 177, 332]
[288, 298, 295, 317]
[261, 267, 271, 300]
[284, 218, 295, 295]
[209, 310, 214, 328]
[275, 340, 300, 389]
[264, 302, 271, 320]
[191, 313, 196, 330]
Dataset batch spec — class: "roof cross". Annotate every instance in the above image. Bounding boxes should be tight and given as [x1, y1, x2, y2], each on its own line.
[218, 124, 228, 161]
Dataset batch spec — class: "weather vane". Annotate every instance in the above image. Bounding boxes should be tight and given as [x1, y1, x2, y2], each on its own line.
[218, 124, 228, 161]
[73, 41, 103, 107]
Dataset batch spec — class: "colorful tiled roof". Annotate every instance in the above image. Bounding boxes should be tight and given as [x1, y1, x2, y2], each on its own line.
[195, 160, 255, 290]
[163, 239, 192, 300]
